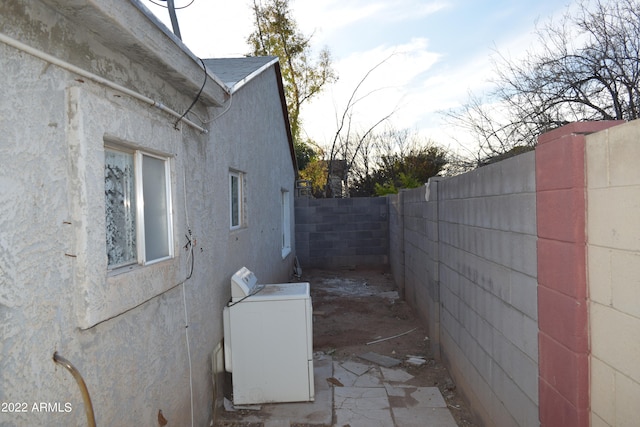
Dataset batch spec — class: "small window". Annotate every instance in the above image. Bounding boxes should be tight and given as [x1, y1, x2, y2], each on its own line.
[230, 171, 244, 230]
[281, 189, 291, 257]
[105, 146, 173, 269]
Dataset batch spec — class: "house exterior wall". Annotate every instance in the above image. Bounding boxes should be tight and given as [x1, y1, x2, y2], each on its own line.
[210, 66, 297, 283]
[0, 2, 295, 426]
[586, 119, 640, 427]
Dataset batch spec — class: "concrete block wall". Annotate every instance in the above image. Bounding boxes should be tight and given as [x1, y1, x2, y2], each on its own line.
[294, 197, 389, 269]
[400, 182, 442, 356]
[388, 192, 405, 294]
[293, 121, 640, 427]
[437, 152, 539, 427]
[586, 120, 640, 426]
[535, 121, 622, 427]
[392, 153, 538, 427]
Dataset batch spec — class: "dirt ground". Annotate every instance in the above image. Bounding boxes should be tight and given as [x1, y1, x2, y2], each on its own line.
[306, 268, 478, 427]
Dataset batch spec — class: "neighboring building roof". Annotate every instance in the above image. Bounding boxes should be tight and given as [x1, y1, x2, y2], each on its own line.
[203, 57, 279, 93]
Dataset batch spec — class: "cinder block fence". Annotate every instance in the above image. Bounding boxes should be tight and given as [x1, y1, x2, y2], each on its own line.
[295, 120, 640, 427]
[295, 197, 388, 269]
[391, 150, 540, 427]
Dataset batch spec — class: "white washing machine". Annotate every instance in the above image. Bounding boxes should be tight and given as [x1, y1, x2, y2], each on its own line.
[223, 267, 314, 405]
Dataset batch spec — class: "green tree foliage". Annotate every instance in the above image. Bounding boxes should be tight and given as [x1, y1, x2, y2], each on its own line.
[373, 172, 421, 196]
[351, 146, 448, 197]
[293, 138, 317, 171]
[248, 0, 337, 150]
[299, 157, 328, 198]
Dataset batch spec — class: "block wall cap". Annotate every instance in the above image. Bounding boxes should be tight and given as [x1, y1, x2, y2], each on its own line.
[538, 121, 624, 145]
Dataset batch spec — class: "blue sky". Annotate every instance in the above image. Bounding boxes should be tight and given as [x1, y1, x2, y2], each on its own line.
[145, 0, 569, 155]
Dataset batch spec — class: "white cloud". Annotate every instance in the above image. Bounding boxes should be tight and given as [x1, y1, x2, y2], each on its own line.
[144, 0, 570, 156]
[301, 38, 442, 146]
[295, 0, 449, 47]
[380, 1, 451, 23]
[295, 1, 387, 42]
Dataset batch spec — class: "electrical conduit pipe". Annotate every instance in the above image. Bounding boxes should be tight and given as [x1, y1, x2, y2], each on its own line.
[0, 32, 207, 134]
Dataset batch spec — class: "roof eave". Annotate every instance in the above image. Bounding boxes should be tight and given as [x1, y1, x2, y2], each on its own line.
[273, 61, 299, 177]
[40, 0, 230, 106]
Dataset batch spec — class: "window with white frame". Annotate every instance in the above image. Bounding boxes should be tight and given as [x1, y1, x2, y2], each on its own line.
[281, 189, 291, 257]
[104, 146, 173, 269]
[229, 170, 244, 230]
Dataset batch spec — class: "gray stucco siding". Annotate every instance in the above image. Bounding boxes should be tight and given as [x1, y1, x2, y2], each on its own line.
[0, 2, 296, 426]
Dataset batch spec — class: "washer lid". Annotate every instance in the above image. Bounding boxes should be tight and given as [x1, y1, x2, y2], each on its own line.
[231, 267, 259, 298]
[244, 282, 310, 302]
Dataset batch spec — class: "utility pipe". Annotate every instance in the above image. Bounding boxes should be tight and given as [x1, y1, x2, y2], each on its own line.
[366, 327, 417, 345]
[0, 32, 207, 134]
[53, 352, 96, 427]
[166, 0, 182, 40]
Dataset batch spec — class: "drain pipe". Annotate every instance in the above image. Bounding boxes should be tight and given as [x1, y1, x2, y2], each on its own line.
[53, 352, 96, 427]
[0, 32, 207, 134]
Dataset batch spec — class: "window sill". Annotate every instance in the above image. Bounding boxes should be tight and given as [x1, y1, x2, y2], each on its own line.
[107, 262, 140, 277]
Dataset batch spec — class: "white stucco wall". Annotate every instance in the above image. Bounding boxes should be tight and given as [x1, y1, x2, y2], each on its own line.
[210, 67, 297, 282]
[0, 1, 296, 426]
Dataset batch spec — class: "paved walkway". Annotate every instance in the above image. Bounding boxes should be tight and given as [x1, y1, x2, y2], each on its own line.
[217, 354, 458, 427]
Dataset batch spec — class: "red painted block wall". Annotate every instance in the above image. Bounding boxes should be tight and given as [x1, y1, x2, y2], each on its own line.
[535, 122, 621, 427]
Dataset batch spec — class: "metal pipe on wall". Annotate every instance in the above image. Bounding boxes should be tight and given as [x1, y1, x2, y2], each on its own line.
[53, 352, 96, 427]
[0, 32, 207, 134]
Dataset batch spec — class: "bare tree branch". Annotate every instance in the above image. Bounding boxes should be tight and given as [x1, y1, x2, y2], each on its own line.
[447, 0, 640, 165]
[324, 54, 398, 196]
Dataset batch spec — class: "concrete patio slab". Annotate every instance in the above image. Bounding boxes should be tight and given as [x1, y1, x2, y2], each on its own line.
[332, 362, 359, 387]
[392, 407, 459, 427]
[334, 386, 394, 427]
[386, 385, 456, 427]
[358, 351, 402, 367]
[380, 366, 415, 383]
[341, 360, 372, 376]
[217, 355, 460, 427]
[385, 385, 447, 407]
[353, 367, 384, 388]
